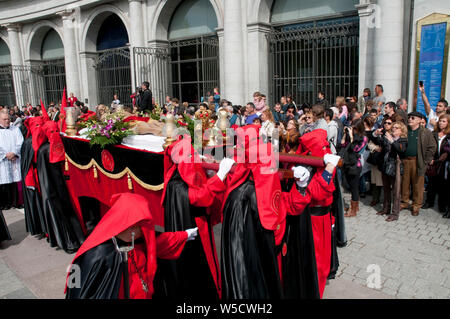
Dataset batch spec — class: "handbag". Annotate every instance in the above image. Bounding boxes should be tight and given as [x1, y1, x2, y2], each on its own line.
[426, 160, 444, 177]
[383, 153, 397, 177]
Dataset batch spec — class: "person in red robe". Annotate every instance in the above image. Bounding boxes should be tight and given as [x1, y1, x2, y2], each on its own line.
[21, 104, 84, 252]
[68, 92, 78, 107]
[295, 129, 338, 298]
[221, 124, 286, 299]
[281, 152, 340, 299]
[159, 135, 234, 299]
[65, 193, 196, 299]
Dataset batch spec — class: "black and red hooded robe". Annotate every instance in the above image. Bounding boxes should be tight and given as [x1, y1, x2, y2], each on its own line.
[36, 120, 84, 253]
[21, 104, 84, 253]
[220, 125, 286, 299]
[159, 135, 225, 299]
[65, 193, 188, 299]
[280, 179, 320, 299]
[21, 116, 47, 235]
[295, 129, 336, 298]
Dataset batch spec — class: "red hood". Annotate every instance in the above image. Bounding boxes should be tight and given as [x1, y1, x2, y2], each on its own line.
[297, 129, 331, 157]
[40, 99, 50, 122]
[42, 121, 65, 163]
[25, 117, 47, 162]
[162, 135, 207, 205]
[66, 193, 157, 296]
[225, 128, 285, 242]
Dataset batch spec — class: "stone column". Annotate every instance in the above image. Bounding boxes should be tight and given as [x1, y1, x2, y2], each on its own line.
[223, 0, 245, 105]
[129, 0, 145, 47]
[246, 23, 271, 103]
[4, 23, 25, 106]
[57, 9, 82, 99]
[129, 0, 145, 91]
[373, 0, 405, 101]
[356, 1, 375, 95]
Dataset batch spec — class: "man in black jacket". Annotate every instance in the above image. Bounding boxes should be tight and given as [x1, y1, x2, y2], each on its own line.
[137, 81, 153, 112]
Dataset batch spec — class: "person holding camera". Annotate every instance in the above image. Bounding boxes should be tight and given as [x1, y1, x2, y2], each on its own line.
[137, 81, 153, 113]
[341, 119, 368, 217]
[372, 118, 408, 221]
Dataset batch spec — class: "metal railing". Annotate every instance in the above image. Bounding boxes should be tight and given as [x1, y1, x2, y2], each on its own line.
[94, 47, 132, 106]
[169, 35, 220, 104]
[268, 18, 359, 106]
[133, 47, 170, 106]
[0, 65, 15, 106]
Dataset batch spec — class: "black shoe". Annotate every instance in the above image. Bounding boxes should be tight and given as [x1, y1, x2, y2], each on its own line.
[443, 211, 450, 219]
[422, 202, 433, 209]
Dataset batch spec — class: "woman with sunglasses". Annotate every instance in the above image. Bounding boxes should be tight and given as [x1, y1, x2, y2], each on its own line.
[372, 118, 408, 221]
[299, 112, 315, 136]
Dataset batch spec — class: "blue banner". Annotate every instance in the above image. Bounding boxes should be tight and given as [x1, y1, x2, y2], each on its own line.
[417, 22, 447, 116]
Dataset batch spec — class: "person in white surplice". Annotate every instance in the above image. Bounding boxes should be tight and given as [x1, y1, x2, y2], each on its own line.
[0, 109, 24, 210]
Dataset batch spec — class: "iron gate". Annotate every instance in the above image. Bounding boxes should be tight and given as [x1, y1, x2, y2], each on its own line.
[0, 65, 15, 106]
[11, 65, 54, 106]
[94, 47, 132, 106]
[268, 17, 359, 106]
[40, 59, 66, 105]
[133, 47, 170, 106]
[169, 36, 220, 104]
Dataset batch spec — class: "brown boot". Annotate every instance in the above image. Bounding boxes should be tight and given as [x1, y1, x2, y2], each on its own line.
[354, 200, 359, 215]
[345, 201, 358, 217]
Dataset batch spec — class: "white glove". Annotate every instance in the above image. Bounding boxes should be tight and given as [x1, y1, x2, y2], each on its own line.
[217, 158, 235, 181]
[324, 154, 340, 167]
[292, 166, 310, 188]
[185, 227, 198, 241]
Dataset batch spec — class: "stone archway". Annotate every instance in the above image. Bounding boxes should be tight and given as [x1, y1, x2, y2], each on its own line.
[83, 8, 132, 106]
[26, 23, 66, 105]
[0, 37, 15, 106]
[150, 0, 223, 42]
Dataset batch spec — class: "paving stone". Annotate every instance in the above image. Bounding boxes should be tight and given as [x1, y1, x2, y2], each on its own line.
[1, 287, 36, 299]
[343, 265, 360, 276]
[418, 234, 432, 242]
[417, 229, 430, 236]
[431, 237, 445, 245]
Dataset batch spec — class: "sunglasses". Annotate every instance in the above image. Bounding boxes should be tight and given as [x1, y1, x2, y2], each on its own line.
[384, 122, 393, 125]
[305, 116, 312, 120]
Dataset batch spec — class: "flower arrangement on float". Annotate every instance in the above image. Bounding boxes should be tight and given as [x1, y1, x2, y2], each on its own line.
[84, 112, 133, 149]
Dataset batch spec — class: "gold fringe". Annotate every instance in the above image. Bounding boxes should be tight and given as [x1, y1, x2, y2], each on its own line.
[127, 173, 133, 190]
[93, 165, 98, 179]
[65, 157, 69, 171]
[65, 153, 164, 191]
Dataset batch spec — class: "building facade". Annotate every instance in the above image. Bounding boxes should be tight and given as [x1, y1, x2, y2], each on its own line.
[0, 0, 449, 111]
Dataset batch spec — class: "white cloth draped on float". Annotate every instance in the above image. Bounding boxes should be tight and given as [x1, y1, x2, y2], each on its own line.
[0, 125, 24, 185]
[71, 129, 165, 153]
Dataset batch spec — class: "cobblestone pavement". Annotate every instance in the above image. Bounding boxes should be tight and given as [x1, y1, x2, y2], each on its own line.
[337, 192, 450, 299]
[1, 194, 449, 299]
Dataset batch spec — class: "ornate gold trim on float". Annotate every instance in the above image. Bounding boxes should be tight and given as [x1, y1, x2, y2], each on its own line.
[65, 154, 164, 191]
[413, 13, 450, 110]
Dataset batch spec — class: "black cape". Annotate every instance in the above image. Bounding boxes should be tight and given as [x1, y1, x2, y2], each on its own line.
[282, 206, 320, 299]
[328, 175, 345, 280]
[66, 239, 122, 299]
[35, 142, 85, 253]
[20, 137, 46, 236]
[155, 170, 218, 299]
[0, 183, 20, 210]
[221, 176, 283, 299]
[0, 210, 11, 243]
